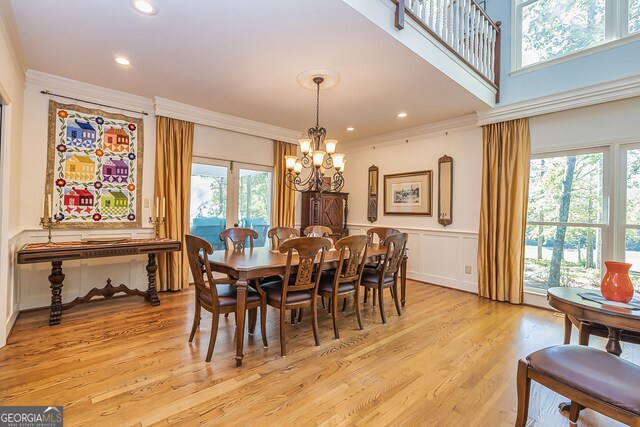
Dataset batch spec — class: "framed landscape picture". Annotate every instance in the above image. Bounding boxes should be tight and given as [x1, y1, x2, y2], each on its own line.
[45, 100, 144, 228]
[383, 170, 432, 215]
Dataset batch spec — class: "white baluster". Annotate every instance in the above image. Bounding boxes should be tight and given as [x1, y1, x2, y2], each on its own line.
[476, 9, 481, 70]
[489, 26, 496, 81]
[429, 0, 435, 29]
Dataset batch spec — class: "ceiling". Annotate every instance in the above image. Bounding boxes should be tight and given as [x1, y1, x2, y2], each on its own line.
[10, 0, 487, 142]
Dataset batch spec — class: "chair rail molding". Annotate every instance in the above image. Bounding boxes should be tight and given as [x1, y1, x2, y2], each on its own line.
[477, 74, 640, 126]
[154, 97, 301, 144]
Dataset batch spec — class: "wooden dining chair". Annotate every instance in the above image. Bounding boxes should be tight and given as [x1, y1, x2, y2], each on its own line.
[185, 234, 267, 362]
[364, 227, 400, 305]
[267, 227, 300, 250]
[220, 227, 258, 250]
[366, 227, 400, 243]
[260, 236, 332, 356]
[318, 235, 369, 339]
[303, 225, 333, 237]
[360, 232, 408, 324]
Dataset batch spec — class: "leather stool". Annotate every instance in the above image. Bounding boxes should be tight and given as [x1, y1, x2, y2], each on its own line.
[516, 345, 640, 426]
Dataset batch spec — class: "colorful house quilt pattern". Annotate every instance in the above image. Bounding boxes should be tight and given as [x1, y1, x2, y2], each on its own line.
[45, 101, 144, 228]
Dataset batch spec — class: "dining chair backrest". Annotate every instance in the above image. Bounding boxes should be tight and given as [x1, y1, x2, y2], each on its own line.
[367, 227, 400, 244]
[220, 227, 258, 250]
[381, 233, 408, 277]
[279, 236, 332, 293]
[267, 227, 300, 250]
[334, 235, 370, 284]
[185, 234, 219, 308]
[303, 225, 333, 237]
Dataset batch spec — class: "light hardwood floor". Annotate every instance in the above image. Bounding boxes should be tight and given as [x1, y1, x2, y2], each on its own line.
[1, 281, 637, 426]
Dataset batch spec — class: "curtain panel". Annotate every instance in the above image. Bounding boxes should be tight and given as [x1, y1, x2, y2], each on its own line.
[272, 140, 296, 228]
[154, 116, 194, 291]
[477, 118, 531, 304]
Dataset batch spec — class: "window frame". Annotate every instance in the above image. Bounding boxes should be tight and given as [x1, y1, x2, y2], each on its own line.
[524, 146, 612, 295]
[512, 0, 639, 73]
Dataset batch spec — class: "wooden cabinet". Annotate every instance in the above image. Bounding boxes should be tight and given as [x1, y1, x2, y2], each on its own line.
[300, 191, 349, 241]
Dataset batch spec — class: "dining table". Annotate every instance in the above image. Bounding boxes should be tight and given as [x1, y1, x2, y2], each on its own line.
[207, 243, 407, 367]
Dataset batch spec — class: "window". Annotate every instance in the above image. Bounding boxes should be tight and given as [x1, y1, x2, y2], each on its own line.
[525, 149, 608, 292]
[514, 0, 640, 69]
[190, 159, 272, 250]
[623, 146, 640, 293]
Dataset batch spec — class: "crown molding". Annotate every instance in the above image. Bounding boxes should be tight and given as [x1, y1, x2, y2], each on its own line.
[154, 97, 301, 143]
[0, 0, 26, 79]
[25, 69, 154, 113]
[343, 113, 479, 152]
[477, 74, 640, 126]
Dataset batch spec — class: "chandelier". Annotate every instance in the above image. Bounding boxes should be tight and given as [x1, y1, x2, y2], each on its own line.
[284, 76, 345, 193]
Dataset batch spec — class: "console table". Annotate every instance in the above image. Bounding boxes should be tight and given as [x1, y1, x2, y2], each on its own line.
[17, 238, 182, 325]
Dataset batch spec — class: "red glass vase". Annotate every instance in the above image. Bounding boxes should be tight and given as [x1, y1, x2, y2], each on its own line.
[600, 261, 634, 303]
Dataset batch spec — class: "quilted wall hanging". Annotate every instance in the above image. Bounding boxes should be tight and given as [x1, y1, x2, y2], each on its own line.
[45, 100, 144, 228]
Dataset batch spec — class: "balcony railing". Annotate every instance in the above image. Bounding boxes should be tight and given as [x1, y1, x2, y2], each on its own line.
[393, 0, 501, 100]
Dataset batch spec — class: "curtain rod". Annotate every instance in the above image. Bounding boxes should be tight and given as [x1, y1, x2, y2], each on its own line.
[40, 90, 149, 116]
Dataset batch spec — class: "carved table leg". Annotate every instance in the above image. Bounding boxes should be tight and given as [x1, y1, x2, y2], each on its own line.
[401, 256, 407, 307]
[48, 261, 65, 325]
[146, 253, 160, 306]
[235, 274, 248, 367]
[605, 327, 622, 356]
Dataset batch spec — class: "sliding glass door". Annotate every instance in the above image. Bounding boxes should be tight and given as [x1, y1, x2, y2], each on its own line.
[190, 159, 272, 249]
[190, 161, 228, 250]
[238, 167, 272, 248]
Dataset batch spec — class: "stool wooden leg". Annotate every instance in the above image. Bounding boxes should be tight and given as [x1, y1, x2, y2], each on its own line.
[515, 359, 531, 427]
[569, 401, 583, 424]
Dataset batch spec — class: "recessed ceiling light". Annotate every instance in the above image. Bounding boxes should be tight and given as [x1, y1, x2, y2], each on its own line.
[397, 112, 407, 118]
[131, 0, 157, 15]
[346, 127, 354, 131]
[115, 57, 131, 66]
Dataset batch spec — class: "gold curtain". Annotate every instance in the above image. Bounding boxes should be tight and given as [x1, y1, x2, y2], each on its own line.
[272, 140, 297, 228]
[154, 116, 194, 291]
[477, 118, 531, 304]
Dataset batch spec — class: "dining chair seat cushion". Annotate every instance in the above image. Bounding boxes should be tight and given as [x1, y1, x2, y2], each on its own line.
[318, 274, 357, 294]
[526, 345, 640, 415]
[198, 285, 262, 308]
[262, 281, 313, 305]
[360, 269, 395, 287]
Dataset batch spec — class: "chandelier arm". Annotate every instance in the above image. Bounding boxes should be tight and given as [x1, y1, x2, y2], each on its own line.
[300, 155, 312, 169]
[321, 156, 334, 169]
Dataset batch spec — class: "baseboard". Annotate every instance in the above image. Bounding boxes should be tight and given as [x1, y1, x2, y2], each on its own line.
[407, 271, 477, 294]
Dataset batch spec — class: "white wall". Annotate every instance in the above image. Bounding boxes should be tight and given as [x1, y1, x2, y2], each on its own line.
[0, 0, 25, 345]
[529, 97, 640, 152]
[194, 125, 274, 166]
[342, 124, 482, 293]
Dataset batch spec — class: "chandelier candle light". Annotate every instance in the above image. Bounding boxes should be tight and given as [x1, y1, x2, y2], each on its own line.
[284, 76, 345, 193]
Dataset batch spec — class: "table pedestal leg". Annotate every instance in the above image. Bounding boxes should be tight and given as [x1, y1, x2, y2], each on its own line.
[605, 327, 622, 356]
[146, 253, 160, 306]
[235, 277, 248, 367]
[401, 257, 407, 307]
[49, 261, 65, 325]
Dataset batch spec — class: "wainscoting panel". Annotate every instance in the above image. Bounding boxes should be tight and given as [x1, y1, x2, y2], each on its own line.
[348, 224, 478, 294]
[16, 228, 154, 311]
